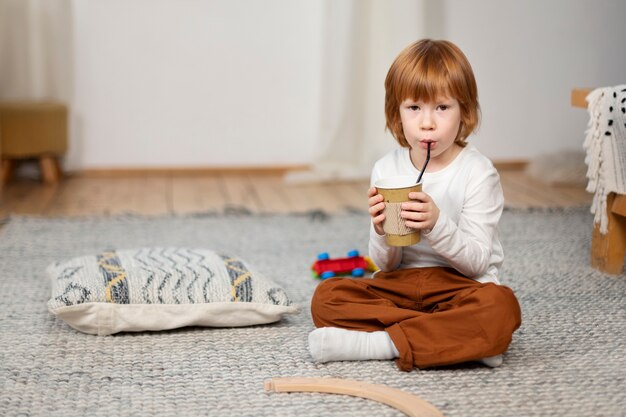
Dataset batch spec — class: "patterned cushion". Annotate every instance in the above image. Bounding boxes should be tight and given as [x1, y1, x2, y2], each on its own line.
[47, 248, 299, 335]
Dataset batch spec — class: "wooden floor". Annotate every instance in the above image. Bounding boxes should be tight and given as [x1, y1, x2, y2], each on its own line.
[0, 169, 591, 218]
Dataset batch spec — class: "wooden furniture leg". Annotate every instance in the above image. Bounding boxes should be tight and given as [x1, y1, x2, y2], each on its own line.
[591, 193, 626, 274]
[1, 158, 14, 185]
[39, 156, 61, 184]
[264, 377, 444, 417]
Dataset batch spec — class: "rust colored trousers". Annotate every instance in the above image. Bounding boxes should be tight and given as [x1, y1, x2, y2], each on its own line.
[311, 267, 522, 371]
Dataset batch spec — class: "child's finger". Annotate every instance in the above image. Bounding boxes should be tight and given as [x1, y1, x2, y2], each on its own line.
[368, 193, 383, 207]
[369, 201, 385, 216]
[408, 191, 429, 201]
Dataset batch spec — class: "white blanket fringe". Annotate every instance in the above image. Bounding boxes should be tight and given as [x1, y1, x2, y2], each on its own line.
[583, 84, 626, 234]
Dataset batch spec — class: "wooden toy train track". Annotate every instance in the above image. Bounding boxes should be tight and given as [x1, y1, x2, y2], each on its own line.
[264, 377, 444, 417]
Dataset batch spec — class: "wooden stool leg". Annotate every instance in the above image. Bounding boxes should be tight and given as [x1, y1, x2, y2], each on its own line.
[1, 159, 15, 184]
[591, 194, 626, 274]
[39, 156, 61, 184]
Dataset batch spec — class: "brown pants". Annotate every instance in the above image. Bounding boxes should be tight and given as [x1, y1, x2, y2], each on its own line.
[311, 267, 522, 371]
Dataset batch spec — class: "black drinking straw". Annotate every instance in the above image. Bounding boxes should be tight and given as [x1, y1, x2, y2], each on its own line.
[416, 142, 431, 183]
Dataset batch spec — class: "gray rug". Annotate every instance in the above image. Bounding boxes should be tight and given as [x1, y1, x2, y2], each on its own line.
[1, 208, 625, 417]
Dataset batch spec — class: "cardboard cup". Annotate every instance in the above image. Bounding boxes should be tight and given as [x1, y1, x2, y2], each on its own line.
[375, 176, 422, 247]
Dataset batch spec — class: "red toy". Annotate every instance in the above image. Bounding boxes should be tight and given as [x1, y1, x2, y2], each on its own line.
[311, 250, 377, 279]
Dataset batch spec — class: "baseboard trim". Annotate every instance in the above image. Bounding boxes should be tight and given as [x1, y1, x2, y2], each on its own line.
[74, 164, 311, 177]
[71, 160, 526, 177]
[493, 160, 528, 171]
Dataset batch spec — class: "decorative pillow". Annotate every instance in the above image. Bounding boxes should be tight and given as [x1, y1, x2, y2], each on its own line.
[47, 248, 299, 335]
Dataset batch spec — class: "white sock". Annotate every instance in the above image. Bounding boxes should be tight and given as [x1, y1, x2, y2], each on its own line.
[308, 327, 399, 363]
[477, 354, 503, 368]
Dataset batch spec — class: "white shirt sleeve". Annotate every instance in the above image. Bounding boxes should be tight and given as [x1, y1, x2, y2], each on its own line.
[369, 224, 402, 271]
[423, 166, 504, 278]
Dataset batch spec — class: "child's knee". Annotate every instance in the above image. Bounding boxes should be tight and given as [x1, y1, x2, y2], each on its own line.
[310, 278, 344, 326]
[482, 283, 522, 331]
[311, 277, 341, 304]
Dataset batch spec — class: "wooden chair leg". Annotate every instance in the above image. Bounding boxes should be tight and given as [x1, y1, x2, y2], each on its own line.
[1, 158, 15, 185]
[39, 156, 61, 184]
[591, 193, 626, 274]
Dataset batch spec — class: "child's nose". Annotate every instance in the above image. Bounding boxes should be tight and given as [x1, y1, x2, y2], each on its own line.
[420, 113, 435, 129]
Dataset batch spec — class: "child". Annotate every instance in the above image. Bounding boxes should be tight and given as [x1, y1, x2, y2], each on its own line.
[308, 39, 522, 371]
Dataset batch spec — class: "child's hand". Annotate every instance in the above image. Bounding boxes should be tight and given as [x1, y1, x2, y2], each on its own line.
[401, 191, 440, 233]
[367, 187, 385, 235]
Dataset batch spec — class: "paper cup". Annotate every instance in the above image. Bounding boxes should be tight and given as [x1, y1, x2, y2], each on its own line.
[375, 176, 422, 247]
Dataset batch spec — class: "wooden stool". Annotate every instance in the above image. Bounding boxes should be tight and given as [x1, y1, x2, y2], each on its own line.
[0, 102, 68, 184]
[572, 88, 626, 274]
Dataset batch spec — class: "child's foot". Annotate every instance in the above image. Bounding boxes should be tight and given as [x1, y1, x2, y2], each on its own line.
[308, 327, 399, 363]
[476, 354, 503, 368]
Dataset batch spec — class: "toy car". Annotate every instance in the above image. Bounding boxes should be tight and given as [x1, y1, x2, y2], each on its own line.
[311, 250, 377, 279]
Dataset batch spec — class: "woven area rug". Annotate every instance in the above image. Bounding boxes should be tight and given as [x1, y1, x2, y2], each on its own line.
[1, 208, 625, 416]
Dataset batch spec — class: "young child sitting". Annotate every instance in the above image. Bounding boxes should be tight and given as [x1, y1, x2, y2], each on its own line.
[308, 39, 522, 371]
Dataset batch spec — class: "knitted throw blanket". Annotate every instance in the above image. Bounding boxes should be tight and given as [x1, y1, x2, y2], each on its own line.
[583, 85, 626, 234]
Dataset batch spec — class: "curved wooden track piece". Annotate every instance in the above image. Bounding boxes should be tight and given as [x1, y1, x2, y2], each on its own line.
[264, 377, 444, 417]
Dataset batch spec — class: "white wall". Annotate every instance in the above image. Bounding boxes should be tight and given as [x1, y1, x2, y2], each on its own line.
[69, 0, 322, 169]
[67, 0, 626, 169]
[442, 0, 626, 160]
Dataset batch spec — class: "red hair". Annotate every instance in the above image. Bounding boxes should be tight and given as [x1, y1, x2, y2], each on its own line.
[384, 39, 480, 147]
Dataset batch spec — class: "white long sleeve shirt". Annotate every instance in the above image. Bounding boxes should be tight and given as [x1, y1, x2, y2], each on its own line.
[369, 144, 504, 284]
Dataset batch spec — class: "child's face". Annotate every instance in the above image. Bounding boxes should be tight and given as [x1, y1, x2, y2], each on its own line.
[399, 95, 462, 168]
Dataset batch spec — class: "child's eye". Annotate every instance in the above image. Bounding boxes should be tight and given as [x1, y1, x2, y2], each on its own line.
[437, 105, 449, 111]
[408, 105, 420, 111]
